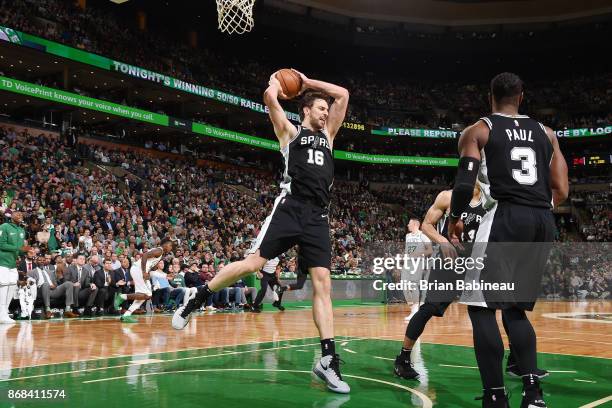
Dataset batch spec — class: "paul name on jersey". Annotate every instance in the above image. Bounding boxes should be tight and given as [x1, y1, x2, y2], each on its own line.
[505, 128, 534, 142]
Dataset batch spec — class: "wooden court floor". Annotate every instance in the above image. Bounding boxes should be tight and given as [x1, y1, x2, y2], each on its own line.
[0, 301, 610, 407]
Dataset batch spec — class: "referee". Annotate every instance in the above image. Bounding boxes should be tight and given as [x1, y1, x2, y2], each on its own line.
[0, 211, 29, 323]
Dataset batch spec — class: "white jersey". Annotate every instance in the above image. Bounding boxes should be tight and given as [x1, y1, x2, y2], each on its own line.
[405, 231, 431, 256]
[132, 248, 164, 274]
[262, 257, 280, 274]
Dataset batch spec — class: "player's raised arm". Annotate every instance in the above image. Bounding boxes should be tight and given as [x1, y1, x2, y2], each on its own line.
[422, 190, 452, 244]
[545, 127, 569, 207]
[263, 73, 298, 148]
[292, 70, 349, 140]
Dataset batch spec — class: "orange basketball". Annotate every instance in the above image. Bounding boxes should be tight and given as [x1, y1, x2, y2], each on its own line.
[275, 69, 302, 99]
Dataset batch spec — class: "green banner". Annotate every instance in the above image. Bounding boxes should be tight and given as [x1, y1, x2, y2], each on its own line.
[0, 25, 371, 127]
[110, 61, 301, 122]
[334, 151, 459, 166]
[555, 126, 612, 138]
[193, 123, 279, 151]
[0, 76, 168, 125]
[372, 127, 459, 138]
[0, 75, 458, 166]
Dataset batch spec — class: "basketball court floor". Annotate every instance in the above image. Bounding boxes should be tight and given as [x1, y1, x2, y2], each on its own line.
[0, 301, 610, 407]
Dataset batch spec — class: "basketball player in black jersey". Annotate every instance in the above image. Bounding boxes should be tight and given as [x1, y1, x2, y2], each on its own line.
[394, 185, 547, 380]
[395, 185, 485, 378]
[447, 73, 568, 408]
[172, 70, 350, 394]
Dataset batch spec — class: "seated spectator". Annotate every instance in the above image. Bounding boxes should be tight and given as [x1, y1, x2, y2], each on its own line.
[64, 253, 98, 317]
[150, 261, 170, 312]
[27, 254, 77, 318]
[112, 257, 133, 311]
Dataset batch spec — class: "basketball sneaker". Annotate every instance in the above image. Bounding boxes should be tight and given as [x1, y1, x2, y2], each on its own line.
[272, 301, 285, 311]
[476, 388, 509, 408]
[521, 374, 547, 408]
[393, 355, 419, 380]
[120, 315, 138, 324]
[506, 353, 549, 378]
[172, 286, 209, 330]
[313, 354, 350, 394]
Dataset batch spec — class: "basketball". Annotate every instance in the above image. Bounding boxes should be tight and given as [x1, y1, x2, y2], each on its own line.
[276, 69, 302, 98]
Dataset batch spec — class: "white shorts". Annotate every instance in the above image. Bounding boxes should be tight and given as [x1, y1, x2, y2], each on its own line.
[130, 265, 152, 296]
[0, 266, 18, 285]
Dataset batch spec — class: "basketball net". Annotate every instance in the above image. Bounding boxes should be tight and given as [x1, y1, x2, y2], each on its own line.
[216, 0, 255, 35]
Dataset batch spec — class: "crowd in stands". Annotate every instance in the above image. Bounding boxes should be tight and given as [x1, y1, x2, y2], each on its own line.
[570, 191, 611, 242]
[542, 243, 611, 300]
[1, 0, 611, 131]
[0, 125, 431, 317]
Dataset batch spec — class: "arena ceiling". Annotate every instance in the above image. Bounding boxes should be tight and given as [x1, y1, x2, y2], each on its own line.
[271, 0, 612, 25]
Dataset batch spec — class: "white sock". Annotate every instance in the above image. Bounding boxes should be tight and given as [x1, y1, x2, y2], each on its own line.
[123, 300, 144, 317]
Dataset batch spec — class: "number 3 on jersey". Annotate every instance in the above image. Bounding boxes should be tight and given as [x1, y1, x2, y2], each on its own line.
[510, 147, 537, 185]
[307, 149, 324, 166]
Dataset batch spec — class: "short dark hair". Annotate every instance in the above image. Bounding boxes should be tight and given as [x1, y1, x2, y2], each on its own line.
[490, 72, 523, 102]
[299, 92, 330, 121]
[160, 237, 174, 247]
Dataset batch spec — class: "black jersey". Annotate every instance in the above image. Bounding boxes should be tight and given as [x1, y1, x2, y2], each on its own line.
[437, 195, 486, 243]
[280, 126, 334, 207]
[479, 114, 553, 209]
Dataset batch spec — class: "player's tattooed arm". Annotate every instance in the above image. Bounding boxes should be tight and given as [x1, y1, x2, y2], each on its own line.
[292, 70, 349, 140]
[264, 73, 298, 148]
[545, 126, 569, 207]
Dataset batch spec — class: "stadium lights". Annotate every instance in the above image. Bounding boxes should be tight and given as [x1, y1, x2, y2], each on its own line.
[110, 0, 130, 4]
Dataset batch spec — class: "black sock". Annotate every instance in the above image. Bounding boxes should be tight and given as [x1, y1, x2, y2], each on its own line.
[321, 338, 335, 357]
[399, 347, 412, 361]
[182, 283, 214, 317]
[202, 282, 215, 295]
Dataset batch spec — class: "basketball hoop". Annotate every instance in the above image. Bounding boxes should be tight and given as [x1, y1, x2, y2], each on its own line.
[216, 0, 255, 35]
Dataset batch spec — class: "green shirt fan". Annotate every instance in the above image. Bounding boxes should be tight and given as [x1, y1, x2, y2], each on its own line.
[216, 0, 256, 34]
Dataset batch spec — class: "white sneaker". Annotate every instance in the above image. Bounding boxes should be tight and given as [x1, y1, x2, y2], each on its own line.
[313, 354, 350, 394]
[205, 306, 217, 311]
[171, 306, 192, 330]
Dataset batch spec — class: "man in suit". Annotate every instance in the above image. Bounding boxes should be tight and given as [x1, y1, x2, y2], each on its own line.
[102, 214, 115, 233]
[93, 258, 114, 316]
[18, 249, 36, 275]
[112, 258, 133, 311]
[64, 253, 98, 317]
[27, 255, 78, 319]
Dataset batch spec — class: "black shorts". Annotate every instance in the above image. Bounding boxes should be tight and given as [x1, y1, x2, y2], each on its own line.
[467, 201, 555, 311]
[250, 193, 331, 270]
